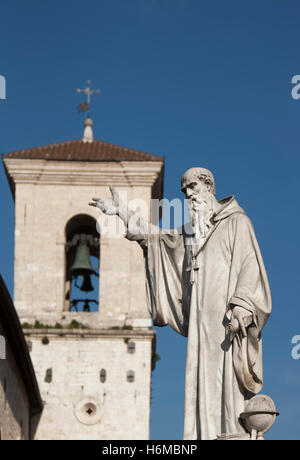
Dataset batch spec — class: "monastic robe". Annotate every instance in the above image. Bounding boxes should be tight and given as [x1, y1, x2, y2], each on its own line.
[127, 196, 271, 440]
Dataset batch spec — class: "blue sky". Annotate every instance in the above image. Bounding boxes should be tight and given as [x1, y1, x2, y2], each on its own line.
[1, 0, 300, 440]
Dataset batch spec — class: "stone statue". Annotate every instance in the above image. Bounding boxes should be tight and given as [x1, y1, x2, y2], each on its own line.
[89, 167, 273, 440]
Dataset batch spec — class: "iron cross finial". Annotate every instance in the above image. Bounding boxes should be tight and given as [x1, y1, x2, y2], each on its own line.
[77, 80, 100, 116]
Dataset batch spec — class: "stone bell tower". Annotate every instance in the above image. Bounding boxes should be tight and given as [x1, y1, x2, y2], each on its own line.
[2, 113, 164, 439]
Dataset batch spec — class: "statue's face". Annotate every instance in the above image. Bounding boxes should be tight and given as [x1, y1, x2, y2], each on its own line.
[182, 178, 210, 210]
[183, 177, 214, 236]
[182, 170, 216, 235]
[181, 168, 215, 198]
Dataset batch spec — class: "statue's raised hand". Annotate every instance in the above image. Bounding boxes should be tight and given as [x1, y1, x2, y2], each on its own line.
[89, 186, 120, 216]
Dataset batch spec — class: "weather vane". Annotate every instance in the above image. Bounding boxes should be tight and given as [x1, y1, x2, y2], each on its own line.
[77, 80, 100, 117]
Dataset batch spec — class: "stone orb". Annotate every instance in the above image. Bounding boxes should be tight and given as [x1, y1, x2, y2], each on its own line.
[240, 394, 279, 435]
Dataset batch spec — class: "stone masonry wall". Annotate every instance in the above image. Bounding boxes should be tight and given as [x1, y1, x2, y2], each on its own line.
[27, 331, 154, 440]
[0, 321, 30, 440]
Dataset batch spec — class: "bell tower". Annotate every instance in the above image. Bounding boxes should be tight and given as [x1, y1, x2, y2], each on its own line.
[2, 113, 164, 439]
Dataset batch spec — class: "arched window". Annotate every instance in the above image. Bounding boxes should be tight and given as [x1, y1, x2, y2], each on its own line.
[64, 214, 100, 312]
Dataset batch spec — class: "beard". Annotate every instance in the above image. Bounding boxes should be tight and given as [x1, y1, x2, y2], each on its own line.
[188, 193, 214, 238]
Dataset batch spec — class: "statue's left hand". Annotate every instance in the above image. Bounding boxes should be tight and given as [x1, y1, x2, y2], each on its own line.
[228, 306, 253, 341]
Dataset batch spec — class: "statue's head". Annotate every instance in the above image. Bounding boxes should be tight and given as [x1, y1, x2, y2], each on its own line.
[181, 167, 216, 198]
[181, 168, 216, 236]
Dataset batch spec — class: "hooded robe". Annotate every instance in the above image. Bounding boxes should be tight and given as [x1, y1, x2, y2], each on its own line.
[126, 196, 271, 440]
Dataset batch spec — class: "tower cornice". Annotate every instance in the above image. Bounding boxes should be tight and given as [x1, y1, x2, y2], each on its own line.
[3, 158, 164, 198]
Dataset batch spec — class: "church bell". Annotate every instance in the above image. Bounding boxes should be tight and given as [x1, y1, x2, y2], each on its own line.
[70, 241, 96, 292]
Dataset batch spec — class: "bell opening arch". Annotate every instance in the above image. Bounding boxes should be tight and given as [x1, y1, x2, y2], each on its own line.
[64, 214, 100, 312]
